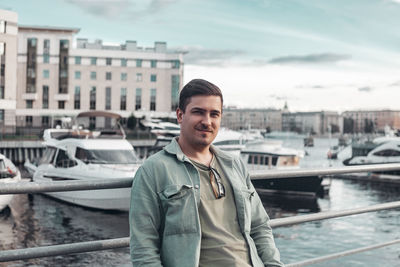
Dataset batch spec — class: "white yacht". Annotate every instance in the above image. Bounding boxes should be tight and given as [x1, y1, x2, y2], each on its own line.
[347, 141, 400, 165]
[28, 111, 141, 211]
[0, 153, 21, 211]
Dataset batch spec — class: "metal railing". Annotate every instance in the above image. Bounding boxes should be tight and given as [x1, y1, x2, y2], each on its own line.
[1, 163, 400, 265]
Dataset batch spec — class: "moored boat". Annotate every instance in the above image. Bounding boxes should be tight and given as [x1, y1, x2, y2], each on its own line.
[0, 153, 21, 211]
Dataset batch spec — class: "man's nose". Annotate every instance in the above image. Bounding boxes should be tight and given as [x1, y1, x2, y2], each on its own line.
[201, 113, 212, 125]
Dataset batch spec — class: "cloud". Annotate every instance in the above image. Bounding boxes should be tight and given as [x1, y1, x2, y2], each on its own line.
[268, 53, 351, 64]
[179, 46, 246, 66]
[358, 86, 373, 92]
[65, 0, 178, 20]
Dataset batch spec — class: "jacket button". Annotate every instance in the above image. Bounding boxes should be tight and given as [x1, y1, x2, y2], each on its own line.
[194, 185, 199, 189]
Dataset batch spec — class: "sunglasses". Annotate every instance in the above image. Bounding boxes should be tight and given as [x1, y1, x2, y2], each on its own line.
[209, 167, 225, 199]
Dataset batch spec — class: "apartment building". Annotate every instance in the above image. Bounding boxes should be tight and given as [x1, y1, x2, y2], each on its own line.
[282, 111, 342, 135]
[221, 107, 282, 131]
[342, 110, 400, 133]
[0, 9, 184, 133]
[0, 10, 18, 134]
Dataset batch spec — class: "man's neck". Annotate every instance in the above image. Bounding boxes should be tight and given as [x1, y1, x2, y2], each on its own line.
[177, 137, 213, 166]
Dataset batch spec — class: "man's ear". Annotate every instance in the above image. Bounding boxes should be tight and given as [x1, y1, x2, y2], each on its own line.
[176, 108, 184, 124]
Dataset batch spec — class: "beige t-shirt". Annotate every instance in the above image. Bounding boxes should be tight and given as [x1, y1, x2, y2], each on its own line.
[190, 156, 252, 267]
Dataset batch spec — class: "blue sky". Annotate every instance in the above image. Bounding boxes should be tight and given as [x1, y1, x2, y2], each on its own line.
[2, 0, 400, 112]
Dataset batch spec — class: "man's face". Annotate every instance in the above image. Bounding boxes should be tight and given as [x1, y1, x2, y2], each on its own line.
[176, 95, 222, 149]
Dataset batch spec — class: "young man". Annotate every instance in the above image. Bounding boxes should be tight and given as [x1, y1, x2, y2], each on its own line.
[129, 79, 284, 266]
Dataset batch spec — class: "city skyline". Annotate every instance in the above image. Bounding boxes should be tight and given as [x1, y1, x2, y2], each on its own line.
[1, 0, 400, 112]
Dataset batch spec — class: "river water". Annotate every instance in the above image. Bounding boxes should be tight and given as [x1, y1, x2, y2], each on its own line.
[1, 137, 399, 266]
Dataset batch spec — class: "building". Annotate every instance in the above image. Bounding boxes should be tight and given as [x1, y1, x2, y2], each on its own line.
[1, 9, 184, 134]
[342, 110, 400, 133]
[221, 107, 282, 131]
[282, 111, 342, 135]
[0, 10, 18, 134]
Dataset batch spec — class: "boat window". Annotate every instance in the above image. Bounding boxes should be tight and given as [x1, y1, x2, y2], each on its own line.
[264, 157, 269, 165]
[247, 155, 253, 164]
[272, 157, 278, 166]
[55, 149, 77, 168]
[75, 147, 139, 164]
[254, 155, 258, 164]
[373, 149, 400, 157]
[40, 147, 57, 165]
[259, 156, 264, 165]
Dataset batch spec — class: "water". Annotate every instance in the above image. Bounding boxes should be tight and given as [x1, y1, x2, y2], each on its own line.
[1, 137, 399, 266]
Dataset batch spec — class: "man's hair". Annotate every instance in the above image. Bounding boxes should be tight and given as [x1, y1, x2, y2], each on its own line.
[178, 79, 223, 112]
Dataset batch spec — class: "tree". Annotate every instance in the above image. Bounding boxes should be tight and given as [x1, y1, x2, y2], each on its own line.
[343, 118, 354, 134]
[127, 114, 137, 130]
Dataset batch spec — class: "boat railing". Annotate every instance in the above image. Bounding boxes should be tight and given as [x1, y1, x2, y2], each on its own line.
[1, 163, 400, 265]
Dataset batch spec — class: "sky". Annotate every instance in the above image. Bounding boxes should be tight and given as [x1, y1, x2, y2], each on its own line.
[1, 0, 400, 112]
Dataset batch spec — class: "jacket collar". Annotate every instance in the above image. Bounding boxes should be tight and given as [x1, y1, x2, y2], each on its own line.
[164, 137, 234, 167]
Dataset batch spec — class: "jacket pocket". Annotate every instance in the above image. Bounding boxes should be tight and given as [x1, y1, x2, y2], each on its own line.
[158, 184, 197, 235]
[242, 188, 255, 232]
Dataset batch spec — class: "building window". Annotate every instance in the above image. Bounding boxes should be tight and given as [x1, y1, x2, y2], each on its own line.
[90, 86, 96, 110]
[90, 71, 96, 80]
[172, 60, 180, 69]
[58, 101, 65, 109]
[0, 21, 5, 33]
[91, 57, 97, 65]
[0, 86, 4, 99]
[26, 116, 33, 126]
[60, 40, 69, 49]
[43, 85, 49, 109]
[151, 60, 157, 68]
[135, 88, 142, 110]
[42, 116, 50, 127]
[121, 58, 127, 67]
[120, 88, 127, 110]
[106, 72, 112, 80]
[105, 87, 111, 110]
[74, 86, 80, 109]
[136, 73, 142, 82]
[43, 54, 50, 63]
[75, 56, 81, 65]
[0, 109, 4, 123]
[60, 70, 68, 78]
[26, 100, 33, 109]
[121, 73, 127, 81]
[106, 58, 112, 66]
[75, 71, 81, 79]
[136, 59, 142, 67]
[43, 39, 50, 63]
[150, 88, 156, 111]
[150, 74, 157, 82]
[171, 75, 180, 111]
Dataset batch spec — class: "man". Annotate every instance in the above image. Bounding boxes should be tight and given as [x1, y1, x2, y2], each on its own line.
[129, 79, 284, 266]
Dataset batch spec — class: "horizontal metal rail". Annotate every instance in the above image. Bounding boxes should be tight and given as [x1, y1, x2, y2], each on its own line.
[0, 238, 128, 262]
[251, 163, 400, 180]
[286, 239, 400, 267]
[1, 200, 400, 262]
[0, 178, 133, 194]
[2, 163, 400, 194]
[270, 200, 400, 228]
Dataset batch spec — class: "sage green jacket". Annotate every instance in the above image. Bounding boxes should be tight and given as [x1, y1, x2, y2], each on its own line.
[129, 138, 284, 266]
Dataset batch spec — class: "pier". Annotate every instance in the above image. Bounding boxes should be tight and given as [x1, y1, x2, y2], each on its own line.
[1, 164, 400, 265]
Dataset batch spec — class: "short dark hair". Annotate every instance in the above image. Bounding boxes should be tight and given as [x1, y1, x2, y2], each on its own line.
[178, 79, 223, 112]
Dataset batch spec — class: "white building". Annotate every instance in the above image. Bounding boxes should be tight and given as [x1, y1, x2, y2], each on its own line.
[1, 9, 184, 133]
[0, 10, 18, 134]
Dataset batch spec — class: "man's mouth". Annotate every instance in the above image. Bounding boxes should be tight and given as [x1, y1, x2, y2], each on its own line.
[195, 126, 213, 133]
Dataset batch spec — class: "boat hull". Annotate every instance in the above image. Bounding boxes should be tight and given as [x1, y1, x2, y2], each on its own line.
[0, 172, 21, 212]
[41, 188, 131, 211]
[251, 176, 324, 198]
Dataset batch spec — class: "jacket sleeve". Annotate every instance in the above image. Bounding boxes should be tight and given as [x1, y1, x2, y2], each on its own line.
[240, 159, 285, 267]
[129, 166, 163, 266]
